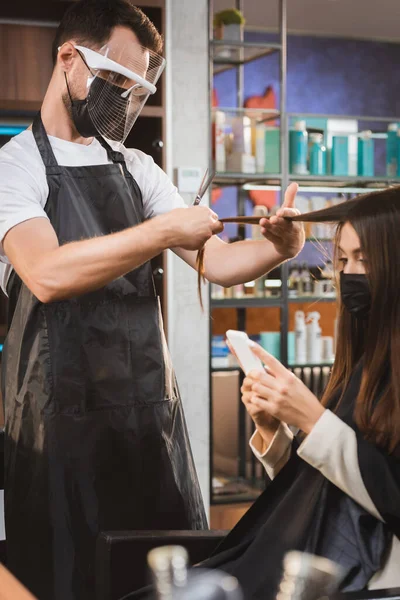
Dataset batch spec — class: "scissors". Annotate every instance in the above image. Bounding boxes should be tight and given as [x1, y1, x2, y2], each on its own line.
[193, 168, 215, 206]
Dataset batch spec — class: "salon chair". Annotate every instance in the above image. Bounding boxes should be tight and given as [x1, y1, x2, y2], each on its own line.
[95, 529, 226, 600]
[95, 526, 400, 600]
[339, 590, 400, 600]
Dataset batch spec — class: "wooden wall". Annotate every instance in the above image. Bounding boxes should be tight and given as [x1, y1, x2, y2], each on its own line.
[212, 302, 337, 338]
[0, 24, 56, 111]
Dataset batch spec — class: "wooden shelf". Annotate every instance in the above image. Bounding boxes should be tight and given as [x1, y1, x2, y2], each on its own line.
[0, 100, 40, 115]
[140, 106, 164, 118]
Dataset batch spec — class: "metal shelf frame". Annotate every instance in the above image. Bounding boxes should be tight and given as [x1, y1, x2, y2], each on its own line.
[208, 0, 290, 507]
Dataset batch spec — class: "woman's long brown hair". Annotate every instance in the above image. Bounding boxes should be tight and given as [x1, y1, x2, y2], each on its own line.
[289, 186, 400, 453]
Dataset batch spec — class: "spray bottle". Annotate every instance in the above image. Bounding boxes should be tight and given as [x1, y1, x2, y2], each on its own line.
[295, 311, 307, 365]
[306, 312, 322, 364]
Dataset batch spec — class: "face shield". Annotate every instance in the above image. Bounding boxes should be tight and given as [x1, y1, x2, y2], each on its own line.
[69, 43, 165, 144]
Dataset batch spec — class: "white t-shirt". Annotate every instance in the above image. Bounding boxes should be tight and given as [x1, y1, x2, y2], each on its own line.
[0, 130, 186, 293]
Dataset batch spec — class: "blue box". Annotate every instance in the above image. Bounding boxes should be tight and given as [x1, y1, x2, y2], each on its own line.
[358, 135, 374, 177]
[331, 136, 349, 176]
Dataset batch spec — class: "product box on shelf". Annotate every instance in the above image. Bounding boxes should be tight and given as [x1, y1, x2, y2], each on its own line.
[226, 151, 256, 173]
[357, 131, 374, 176]
[212, 335, 230, 369]
[386, 123, 398, 177]
[254, 124, 266, 174]
[231, 115, 252, 155]
[331, 136, 349, 176]
[264, 127, 280, 174]
[326, 118, 358, 176]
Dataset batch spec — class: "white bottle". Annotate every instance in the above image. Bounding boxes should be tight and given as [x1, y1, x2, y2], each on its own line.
[306, 311, 322, 364]
[295, 311, 307, 365]
[255, 123, 266, 173]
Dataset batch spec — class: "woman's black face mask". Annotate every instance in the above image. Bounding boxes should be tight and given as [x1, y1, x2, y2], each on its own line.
[340, 272, 371, 318]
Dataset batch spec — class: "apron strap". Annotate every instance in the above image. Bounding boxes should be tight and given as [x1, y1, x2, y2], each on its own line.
[96, 135, 127, 165]
[32, 112, 61, 175]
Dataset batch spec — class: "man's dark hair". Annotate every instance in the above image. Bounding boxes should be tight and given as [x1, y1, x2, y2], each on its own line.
[52, 0, 163, 64]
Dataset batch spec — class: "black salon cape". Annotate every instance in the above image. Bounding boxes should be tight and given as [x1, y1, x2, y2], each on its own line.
[129, 364, 400, 600]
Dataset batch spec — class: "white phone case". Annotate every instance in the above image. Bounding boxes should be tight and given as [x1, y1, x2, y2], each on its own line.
[226, 330, 264, 375]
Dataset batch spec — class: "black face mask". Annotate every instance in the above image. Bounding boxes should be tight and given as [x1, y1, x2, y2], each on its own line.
[65, 73, 130, 140]
[340, 272, 371, 318]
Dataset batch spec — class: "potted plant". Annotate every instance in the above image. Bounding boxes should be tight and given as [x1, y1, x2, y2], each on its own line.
[213, 9, 246, 42]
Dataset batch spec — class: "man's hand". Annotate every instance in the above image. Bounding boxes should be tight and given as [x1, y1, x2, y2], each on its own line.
[166, 206, 224, 251]
[260, 183, 305, 259]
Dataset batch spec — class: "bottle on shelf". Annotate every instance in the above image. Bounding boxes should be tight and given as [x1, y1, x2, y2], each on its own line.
[397, 128, 400, 177]
[227, 115, 256, 173]
[232, 283, 245, 298]
[211, 283, 225, 300]
[295, 311, 307, 365]
[386, 123, 398, 177]
[256, 278, 266, 298]
[288, 262, 300, 298]
[322, 336, 335, 363]
[320, 260, 335, 296]
[357, 130, 374, 177]
[306, 311, 322, 364]
[308, 133, 327, 176]
[147, 545, 189, 600]
[264, 277, 282, 298]
[224, 286, 233, 299]
[299, 262, 313, 297]
[289, 120, 308, 175]
[244, 280, 255, 297]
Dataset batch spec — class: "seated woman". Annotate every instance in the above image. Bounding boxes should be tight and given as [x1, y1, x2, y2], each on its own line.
[128, 187, 400, 600]
[202, 186, 400, 599]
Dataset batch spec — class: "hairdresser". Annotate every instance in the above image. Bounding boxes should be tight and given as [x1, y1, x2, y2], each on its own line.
[198, 187, 400, 599]
[0, 1, 304, 598]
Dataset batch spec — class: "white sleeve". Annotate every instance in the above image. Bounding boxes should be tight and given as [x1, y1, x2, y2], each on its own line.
[123, 149, 186, 219]
[297, 409, 383, 521]
[0, 150, 48, 262]
[249, 423, 293, 480]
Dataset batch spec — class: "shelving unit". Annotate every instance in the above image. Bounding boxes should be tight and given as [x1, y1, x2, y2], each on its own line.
[211, 40, 281, 74]
[211, 295, 335, 308]
[208, 0, 291, 506]
[208, 0, 400, 506]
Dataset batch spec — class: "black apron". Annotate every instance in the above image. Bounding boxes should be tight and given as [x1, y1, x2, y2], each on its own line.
[2, 114, 207, 600]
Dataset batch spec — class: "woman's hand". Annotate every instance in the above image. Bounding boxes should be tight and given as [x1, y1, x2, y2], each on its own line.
[241, 375, 280, 430]
[241, 375, 280, 451]
[248, 342, 325, 434]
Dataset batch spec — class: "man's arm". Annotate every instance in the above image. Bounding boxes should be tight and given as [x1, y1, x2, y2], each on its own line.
[174, 184, 304, 287]
[175, 235, 288, 287]
[3, 206, 222, 303]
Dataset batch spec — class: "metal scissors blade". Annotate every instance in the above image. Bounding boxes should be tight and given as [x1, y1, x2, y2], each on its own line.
[193, 168, 215, 205]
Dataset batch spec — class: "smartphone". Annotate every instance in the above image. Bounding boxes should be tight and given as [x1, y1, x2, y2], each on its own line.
[226, 330, 264, 375]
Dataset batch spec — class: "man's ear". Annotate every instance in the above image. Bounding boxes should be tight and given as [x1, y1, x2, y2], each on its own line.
[56, 42, 78, 73]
